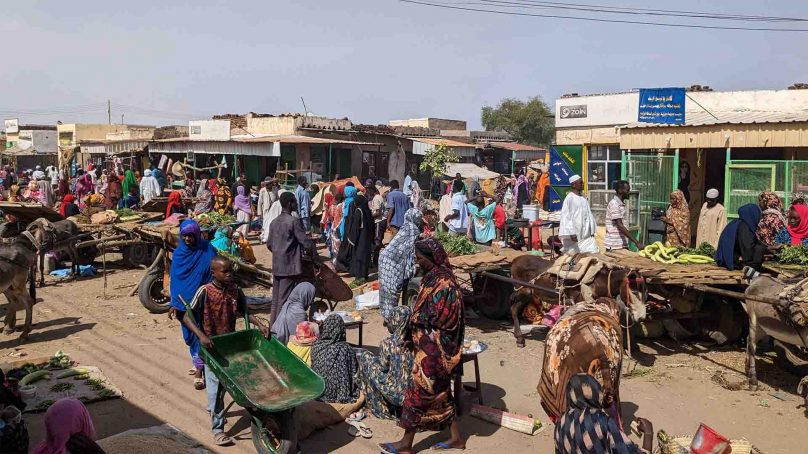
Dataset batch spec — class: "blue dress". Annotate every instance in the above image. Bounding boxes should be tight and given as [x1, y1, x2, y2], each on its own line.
[775, 227, 808, 246]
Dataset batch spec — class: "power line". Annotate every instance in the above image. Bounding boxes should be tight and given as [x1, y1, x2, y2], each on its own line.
[472, 0, 808, 22]
[399, 0, 808, 31]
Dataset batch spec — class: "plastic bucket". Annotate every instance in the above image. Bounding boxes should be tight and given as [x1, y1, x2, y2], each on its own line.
[522, 204, 540, 222]
[690, 423, 731, 454]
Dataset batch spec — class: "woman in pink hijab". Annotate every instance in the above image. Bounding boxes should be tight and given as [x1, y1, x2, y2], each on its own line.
[33, 398, 100, 454]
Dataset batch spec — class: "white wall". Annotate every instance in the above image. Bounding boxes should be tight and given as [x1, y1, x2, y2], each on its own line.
[555, 89, 808, 129]
[32, 130, 57, 153]
[189, 120, 231, 140]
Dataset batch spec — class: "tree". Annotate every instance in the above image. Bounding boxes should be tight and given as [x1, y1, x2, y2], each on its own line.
[481, 96, 555, 146]
[419, 144, 459, 177]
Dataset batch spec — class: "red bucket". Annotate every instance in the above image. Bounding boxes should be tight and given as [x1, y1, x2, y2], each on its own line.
[690, 423, 731, 454]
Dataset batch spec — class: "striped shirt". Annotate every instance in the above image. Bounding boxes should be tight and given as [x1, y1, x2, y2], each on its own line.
[604, 195, 628, 250]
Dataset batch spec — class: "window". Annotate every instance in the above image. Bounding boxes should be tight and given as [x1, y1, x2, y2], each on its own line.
[587, 145, 622, 190]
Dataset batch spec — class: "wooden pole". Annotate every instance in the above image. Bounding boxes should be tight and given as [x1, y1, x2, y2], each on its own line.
[680, 283, 781, 306]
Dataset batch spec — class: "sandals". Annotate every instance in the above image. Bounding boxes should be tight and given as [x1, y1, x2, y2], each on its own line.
[346, 420, 372, 439]
[430, 442, 465, 451]
[194, 378, 205, 390]
[379, 442, 409, 454]
[214, 433, 233, 446]
[346, 409, 367, 423]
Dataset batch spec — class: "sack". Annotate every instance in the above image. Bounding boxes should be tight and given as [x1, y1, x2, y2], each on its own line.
[90, 210, 119, 225]
[787, 301, 808, 328]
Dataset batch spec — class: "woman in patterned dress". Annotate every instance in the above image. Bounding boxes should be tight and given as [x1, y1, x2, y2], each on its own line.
[757, 191, 787, 246]
[356, 305, 414, 419]
[379, 238, 465, 454]
[662, 190, 690, 247]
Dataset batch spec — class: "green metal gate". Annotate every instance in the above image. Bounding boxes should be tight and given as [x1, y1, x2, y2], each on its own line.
[725, 160, 808, 218]
[621, 151, 678, 243]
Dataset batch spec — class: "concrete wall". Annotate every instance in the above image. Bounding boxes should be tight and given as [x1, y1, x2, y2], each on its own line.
[556, 89, 808, 130]
[106, 127, 155, 140]
[57, 124, 133, 146]
[247, 117, 297, 135]
[189, 120, 230, 140]
[29, 129, 57, 153]
[389, 118, 467, 130]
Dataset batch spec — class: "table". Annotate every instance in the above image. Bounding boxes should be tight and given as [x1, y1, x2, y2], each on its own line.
[344, 319, 364, 347]
[453, 352, 483, 415]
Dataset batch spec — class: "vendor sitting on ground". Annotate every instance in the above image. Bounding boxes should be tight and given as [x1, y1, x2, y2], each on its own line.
[271, 282, 316, 345]
[183, 256, 270, 447]
[715, 204, 768, 272]
[775, 204, 808, 246]
[287, 321, 319, 365]
[356, 305, 414, 420]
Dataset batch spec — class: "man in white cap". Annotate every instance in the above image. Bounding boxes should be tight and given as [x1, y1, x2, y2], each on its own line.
[559, 174, 598, 254]
[696, 188, 726, 248]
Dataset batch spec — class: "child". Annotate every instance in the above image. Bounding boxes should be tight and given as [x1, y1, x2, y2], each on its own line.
[121, 187, 140, 210]
[287, 321, 319, 366]
[182, 256, 269, 446]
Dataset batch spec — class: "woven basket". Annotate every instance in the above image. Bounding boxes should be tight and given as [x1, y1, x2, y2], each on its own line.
[656, 436, 761, 454]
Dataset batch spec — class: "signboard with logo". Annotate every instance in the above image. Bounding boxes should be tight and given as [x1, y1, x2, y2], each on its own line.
[4, 118, 19, 134]
[559, 104, 587, 119]
[638, 87, 686, 125]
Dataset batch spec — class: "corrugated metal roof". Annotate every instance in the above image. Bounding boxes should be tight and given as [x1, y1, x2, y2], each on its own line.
[1, 145, 55, 156]
[152, 135, 381, 146]
[622, 110, 808, 129]
[484, 141, 546, 152]
[410, 137, 474, 148]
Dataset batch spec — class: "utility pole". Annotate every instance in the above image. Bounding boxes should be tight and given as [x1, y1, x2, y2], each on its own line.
[107, 100, 111, 125]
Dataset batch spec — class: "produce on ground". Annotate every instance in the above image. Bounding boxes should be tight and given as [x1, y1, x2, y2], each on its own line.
[57, 368, 89, 379]
[49, 351, 73, 369]
[434, 231, 479, 256]
[638, 242, 714, 264]
[20, 370, 51, 385]
[776, 245, 808, 265]
[50, 382, 75, 393]
[36, 400, 55, 411]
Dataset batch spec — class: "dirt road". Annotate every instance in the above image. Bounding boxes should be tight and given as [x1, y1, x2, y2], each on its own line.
[3, 247, 806, 453]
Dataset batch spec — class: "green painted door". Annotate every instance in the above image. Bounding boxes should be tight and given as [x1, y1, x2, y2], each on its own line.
[622, 152, 677, 242]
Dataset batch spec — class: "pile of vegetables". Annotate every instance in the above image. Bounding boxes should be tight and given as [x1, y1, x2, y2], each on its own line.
[115, 208, 136, 217]
[433, 231, 479, 257]
[196, 212, 236, 227]
[776, 245, 808, 265]
[677, 242, 716, 258]
[639, 241, 715, 264]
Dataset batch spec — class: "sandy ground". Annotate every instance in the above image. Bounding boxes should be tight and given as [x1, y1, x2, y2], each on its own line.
[2, 244, 807, 454]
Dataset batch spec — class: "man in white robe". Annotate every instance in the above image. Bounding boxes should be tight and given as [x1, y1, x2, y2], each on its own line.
[139, 169, 161, 204]
[695, 188, 726, 248]
[262, 188, 289, 244]
[258, 177, 279, 244]
[559, 174, 599, 255]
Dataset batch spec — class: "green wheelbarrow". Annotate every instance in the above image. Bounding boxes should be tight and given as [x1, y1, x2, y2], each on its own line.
[183, 301, 325, 454]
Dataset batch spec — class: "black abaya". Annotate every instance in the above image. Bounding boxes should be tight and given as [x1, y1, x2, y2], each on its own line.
[337, 194, 374, 279]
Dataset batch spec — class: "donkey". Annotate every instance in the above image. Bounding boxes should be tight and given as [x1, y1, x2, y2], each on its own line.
[510, 254, 647, 347]
[744, 275, 808, 408]
[1, 232, 39, 340]
[27, 218, 82, 286]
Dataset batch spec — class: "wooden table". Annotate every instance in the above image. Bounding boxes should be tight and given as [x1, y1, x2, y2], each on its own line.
[453, 350, 484, 415]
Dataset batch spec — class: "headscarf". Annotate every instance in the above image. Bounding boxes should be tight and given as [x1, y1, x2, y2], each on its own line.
[792, 192, 807, 205]
[311, 314, 358, 403]
[233, 185, 252, 213]
[378, 208, 423, 321]
[665, 190, 690, 247]
[715, 203, 761, 271]
[271, 282, 316, 344]
[553, 374, 642, 454]
[512, 174, 528, 199]
[194, 179, 213, 213]
[121, 170, 137, 197]
[415, 236, 450, 270]
[33, 398, 96, 454]
[340, 185, 358, 238]
[165, 191, 183, 218]
[757, 191, 787, 246]
[60, 194, 76, 217]
[208, 178, 218, 195]
[169, 220, 217, 311]
[321, 192, 335, 227]
[787, 204, 808, 245]
[410, 180, 422, 209]
[387, 304, 411, 342]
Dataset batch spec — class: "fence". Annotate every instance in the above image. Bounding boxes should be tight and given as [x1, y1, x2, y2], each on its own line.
[622, 152, 677, 243]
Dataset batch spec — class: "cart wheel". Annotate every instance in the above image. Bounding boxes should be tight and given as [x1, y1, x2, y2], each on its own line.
[251, 410, 297, 454]
[122, 244, 157, 268]
[773, 339, 808, 377]
[700, 298, 745, 346]
[471, 272, 514, 320]
[405, 278, 421, 309]
[138, 267, 171, 314]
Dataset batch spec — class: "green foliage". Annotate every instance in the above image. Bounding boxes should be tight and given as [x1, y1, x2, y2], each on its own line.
[481, 96, 555, 146]
[677, 242, 716, 257]
[433, 231, 478, 256]
[419, 144, 459, 177]
[777, 245, 808, 265]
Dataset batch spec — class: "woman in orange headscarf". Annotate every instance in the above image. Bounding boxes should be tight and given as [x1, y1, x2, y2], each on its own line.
[534, 168, 550, 210]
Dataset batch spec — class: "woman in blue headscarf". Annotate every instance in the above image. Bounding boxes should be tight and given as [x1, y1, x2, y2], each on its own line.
[715, 203, 767, 272]
[339, 185, 358, 239]
[169, 220, 218, 390]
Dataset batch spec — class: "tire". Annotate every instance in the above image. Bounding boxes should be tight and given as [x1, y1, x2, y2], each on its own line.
[251, 410, 297, 454]
[472, 272, 514, 320]
[773, 340, 808, 377]
[701, 298, 745, 346]
[122, 244, 158, 268]
[138, 268, 171, 314]
[404, 278, 421, 310]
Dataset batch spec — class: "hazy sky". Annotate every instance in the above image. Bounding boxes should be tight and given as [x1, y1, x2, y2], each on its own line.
[2, 0, 807, 129]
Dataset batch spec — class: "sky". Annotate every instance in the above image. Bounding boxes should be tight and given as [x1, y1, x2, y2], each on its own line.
[1, 0, 807, 129]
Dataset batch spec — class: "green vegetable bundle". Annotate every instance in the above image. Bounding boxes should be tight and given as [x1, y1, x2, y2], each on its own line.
[777, 245, 808, 265]
[676, 242, 716, 258]
[196, 212, 236, 227]
[434, 231, 479, 257]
